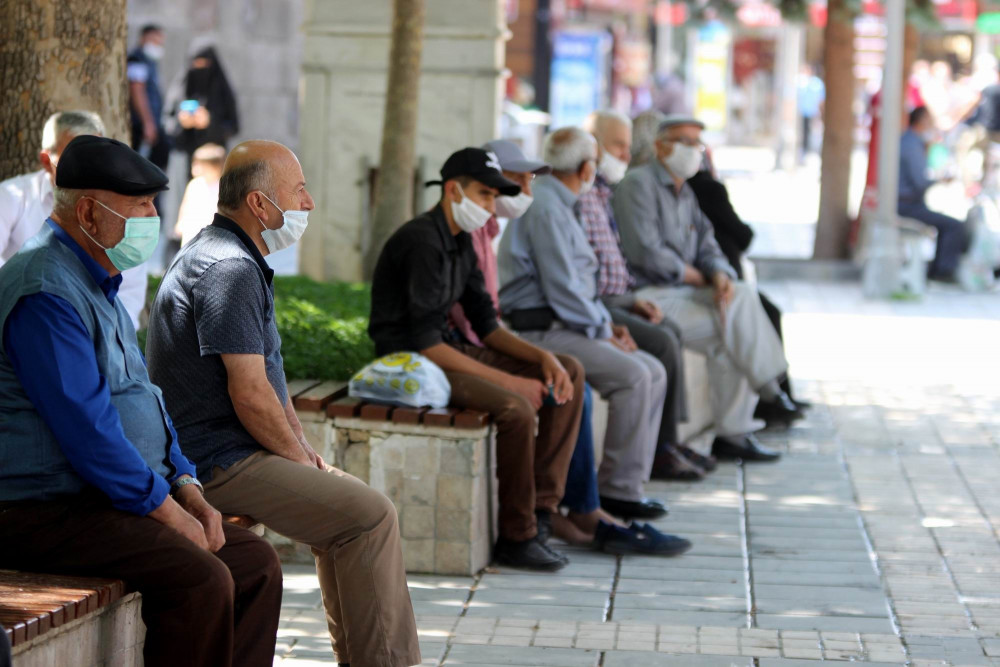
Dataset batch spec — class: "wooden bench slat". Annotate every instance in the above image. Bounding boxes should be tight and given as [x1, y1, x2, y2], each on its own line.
[0, 571, 125, 647]
[392, 407, 427, 425]
[327, 396, 362, 418]
[454, 410, 490, 429]
[293, 381, 347, 412]
[359, 402, 395, 421]
[286, 379, 322, 400]
[422, 408, 460, 427]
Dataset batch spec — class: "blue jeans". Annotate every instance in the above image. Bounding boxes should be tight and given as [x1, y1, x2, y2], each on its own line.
[561, 383, 600, 514]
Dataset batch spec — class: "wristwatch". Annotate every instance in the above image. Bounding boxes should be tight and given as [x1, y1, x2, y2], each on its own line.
[170, 476, 204, 496]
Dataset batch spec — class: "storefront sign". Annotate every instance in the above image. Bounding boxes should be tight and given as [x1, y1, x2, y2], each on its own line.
[549, 29, 612, 127]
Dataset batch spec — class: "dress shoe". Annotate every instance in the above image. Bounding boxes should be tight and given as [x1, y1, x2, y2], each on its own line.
[712, 434, 782, 462]
[494, 536, 568, 571]
[595, 521, 693, 557]
[599, 496, 668, 519]
[535, 509, 553, 544]
[651, 447, 705, 481]
[677, 445, 718, 472]
[754, 391, 804, 426]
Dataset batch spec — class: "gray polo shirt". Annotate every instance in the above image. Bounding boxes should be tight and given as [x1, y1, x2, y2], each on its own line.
[497, 175, 613, 340]
[146, 214, 287, 479]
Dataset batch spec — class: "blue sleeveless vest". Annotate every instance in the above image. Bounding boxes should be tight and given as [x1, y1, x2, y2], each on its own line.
[0, 226, 173, 501]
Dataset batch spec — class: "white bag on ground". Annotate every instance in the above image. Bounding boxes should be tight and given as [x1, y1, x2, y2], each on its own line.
[348, 352, 451, 408]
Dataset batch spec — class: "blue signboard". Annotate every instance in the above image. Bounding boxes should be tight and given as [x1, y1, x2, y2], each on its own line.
[549, 30, 611, 128]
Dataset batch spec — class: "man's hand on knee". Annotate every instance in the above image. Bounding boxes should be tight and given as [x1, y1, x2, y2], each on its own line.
[539, 352, 574, 404]
[149, 494, 212, 551]
[175, 483, 226, 552]
[297, 437, 327, 470]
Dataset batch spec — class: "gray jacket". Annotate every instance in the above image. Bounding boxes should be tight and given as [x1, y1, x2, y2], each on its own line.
[498, 175, 614, 340]
[612, 159, 735, 287]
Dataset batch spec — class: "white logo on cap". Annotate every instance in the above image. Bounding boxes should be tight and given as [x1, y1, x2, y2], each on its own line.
[485, 151, 502, 173]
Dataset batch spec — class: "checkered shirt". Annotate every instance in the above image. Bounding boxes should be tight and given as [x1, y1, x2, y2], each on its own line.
[578, 175, 635, 296]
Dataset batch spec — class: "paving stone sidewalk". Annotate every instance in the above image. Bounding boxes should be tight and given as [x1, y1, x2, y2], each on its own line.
[274, 280, 1000, 666]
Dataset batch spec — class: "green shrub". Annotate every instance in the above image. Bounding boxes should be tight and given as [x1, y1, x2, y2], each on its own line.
[139, 274, 375, 381]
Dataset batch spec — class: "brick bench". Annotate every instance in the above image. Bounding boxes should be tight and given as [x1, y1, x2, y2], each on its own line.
[1, 571, 143, 666]
[288, 381, 496, 576]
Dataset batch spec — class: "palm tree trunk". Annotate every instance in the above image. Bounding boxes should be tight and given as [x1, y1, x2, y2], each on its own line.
[0, 0, 129, 180]
[363, 0, 427, 279]
[813, 0, 857, 259]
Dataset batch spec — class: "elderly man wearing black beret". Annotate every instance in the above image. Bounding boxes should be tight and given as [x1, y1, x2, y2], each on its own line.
[0, 135, 283, 667]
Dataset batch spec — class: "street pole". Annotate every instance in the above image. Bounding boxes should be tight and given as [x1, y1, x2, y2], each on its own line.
[862, 0, 905, 297]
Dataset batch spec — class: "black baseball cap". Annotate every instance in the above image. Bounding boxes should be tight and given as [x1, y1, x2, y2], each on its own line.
[426, 147, 521, 197]
[56, 135, 169, 196]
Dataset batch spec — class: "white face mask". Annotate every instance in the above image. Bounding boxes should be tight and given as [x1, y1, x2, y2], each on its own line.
[920, 129, 938, 144]
[143, 43, 165, 62]
[598, 150, 628, 185]
[257, 192, 309, 253]
[494, 192, 533, 219]
[662, 143, 703, 181]
[451, 184, 493, 233]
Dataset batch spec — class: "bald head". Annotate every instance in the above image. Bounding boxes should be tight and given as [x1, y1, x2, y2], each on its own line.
[218, 140, 300, 213]
[216, 140, 314, 254]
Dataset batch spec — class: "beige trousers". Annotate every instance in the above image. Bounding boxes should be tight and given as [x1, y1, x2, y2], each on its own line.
[637, 281, 788, 437]
[204, 451, 421, 667]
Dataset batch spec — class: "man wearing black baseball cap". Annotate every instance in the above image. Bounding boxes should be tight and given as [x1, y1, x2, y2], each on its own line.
[0, 135, 283, 666]
[369, 147, 585, 571]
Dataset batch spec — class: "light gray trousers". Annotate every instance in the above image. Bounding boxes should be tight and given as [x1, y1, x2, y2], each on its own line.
[636, 281, 788, 438]
[518, 328, 667, 502]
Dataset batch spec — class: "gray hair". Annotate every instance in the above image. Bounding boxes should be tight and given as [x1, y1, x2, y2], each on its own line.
[41, 111, 105, 153]
[630, 110, 666, 167]
[51, 187, 88, 217]
[543, 127, 597, 173]
[584, 110, 633, 142]
[217, 160, 274, 212]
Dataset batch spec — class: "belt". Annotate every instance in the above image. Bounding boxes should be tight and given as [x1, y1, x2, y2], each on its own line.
[505, 307, 556, 332]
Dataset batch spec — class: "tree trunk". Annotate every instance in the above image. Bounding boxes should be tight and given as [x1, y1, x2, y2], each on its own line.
[0, 0, 130, 181]
[812, 0, 857, 259]
[363, 0, 427, 279]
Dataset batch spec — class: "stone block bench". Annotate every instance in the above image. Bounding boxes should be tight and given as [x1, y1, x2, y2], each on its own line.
[288, 381, 496, 576]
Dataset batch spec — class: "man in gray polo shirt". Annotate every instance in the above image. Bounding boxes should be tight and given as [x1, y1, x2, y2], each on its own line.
[147, 140, 420, 667]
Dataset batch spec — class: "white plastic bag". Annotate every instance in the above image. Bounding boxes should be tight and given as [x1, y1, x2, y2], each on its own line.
[348, 352, 451, 408]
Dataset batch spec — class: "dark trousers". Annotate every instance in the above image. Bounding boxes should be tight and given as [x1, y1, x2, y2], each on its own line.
[898, 201, 968, 277]
[607, 307, 688, 451]
[0, 494, 282, 667]
[561, 383, 600, 515]
[445, 343, 584, 541]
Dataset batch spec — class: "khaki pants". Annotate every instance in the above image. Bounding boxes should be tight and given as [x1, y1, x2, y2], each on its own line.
[517, 329, 666, 503]
[638, 281, 787, 437]
[204, 451, 420, 667]
[445, 343, 584, 541]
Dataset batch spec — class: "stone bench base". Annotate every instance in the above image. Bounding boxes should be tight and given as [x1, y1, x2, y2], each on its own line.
[333, 418, 495, 575]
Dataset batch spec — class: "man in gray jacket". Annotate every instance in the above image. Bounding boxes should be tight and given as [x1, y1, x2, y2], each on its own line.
[498, 127, 683, 530]
[613, 116, 800, 461]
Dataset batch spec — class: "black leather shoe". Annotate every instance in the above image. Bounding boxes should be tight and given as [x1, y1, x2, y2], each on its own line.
[712, 434, 782, 462]
[535, 510, 553, 545]
[754, 391, 804, 426]
[599, 496, 668, 519]
[494, 536, 568, 571]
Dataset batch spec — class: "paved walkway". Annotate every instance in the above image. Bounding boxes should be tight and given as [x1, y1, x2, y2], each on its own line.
[274, 280, 1000, 666]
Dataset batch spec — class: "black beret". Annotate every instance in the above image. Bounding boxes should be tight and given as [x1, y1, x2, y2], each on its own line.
[55, 135, 169, 196]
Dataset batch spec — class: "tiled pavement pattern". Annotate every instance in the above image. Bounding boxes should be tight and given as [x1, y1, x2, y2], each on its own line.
[275, 280, 1000, 666]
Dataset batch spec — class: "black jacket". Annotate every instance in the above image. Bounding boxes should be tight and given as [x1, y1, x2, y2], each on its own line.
[687, 170, 754, 279]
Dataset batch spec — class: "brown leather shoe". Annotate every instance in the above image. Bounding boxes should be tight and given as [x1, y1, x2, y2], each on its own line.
[650, 448, 705, 481]
[677, 445, 718, 472]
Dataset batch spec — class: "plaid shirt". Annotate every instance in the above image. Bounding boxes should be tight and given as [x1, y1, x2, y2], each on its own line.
[578, 174, 635, 296]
